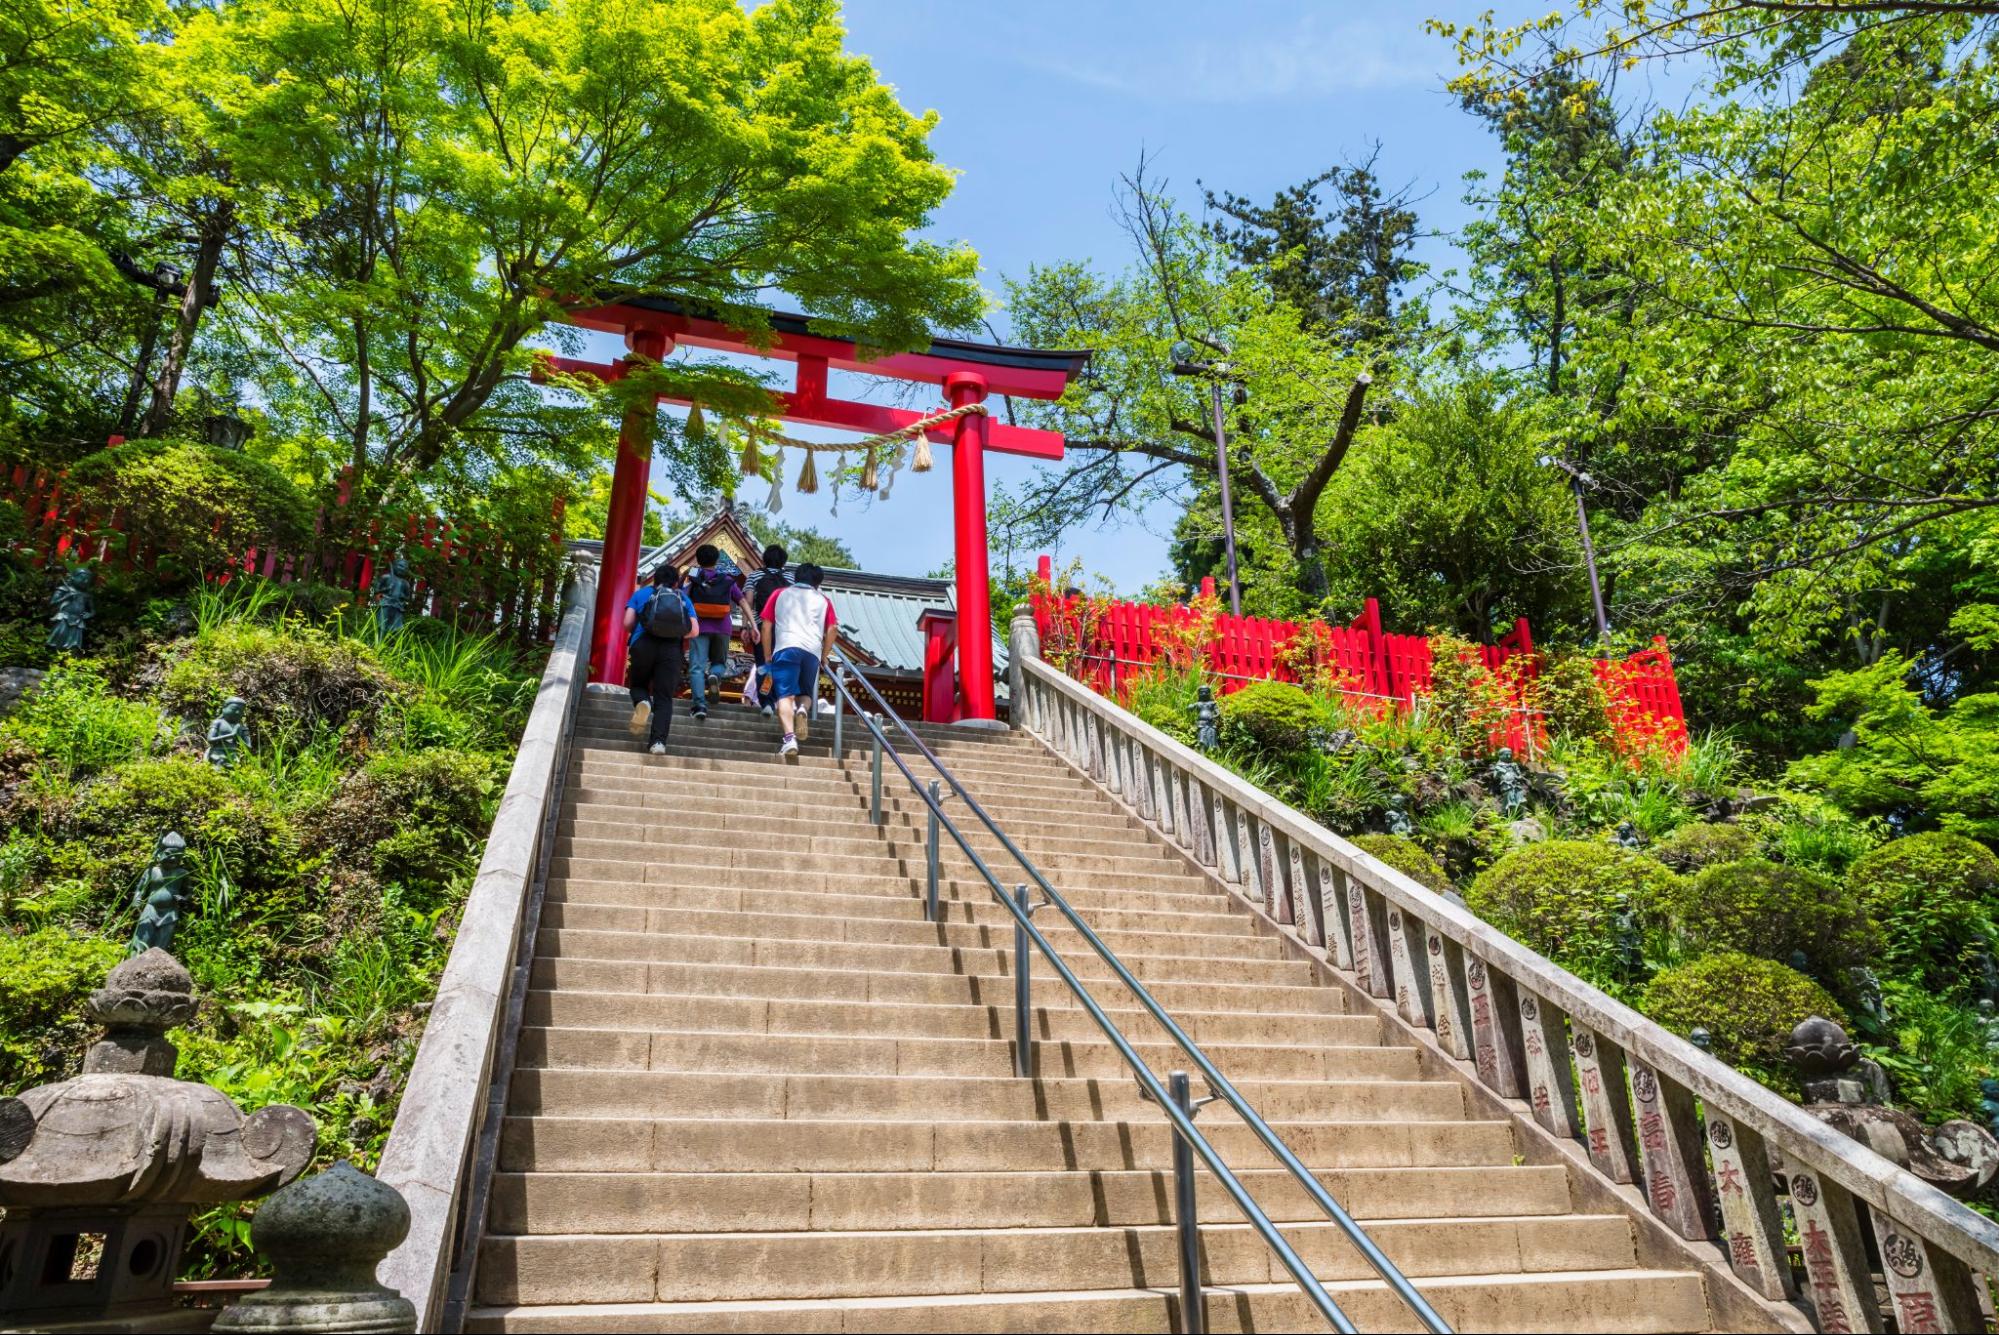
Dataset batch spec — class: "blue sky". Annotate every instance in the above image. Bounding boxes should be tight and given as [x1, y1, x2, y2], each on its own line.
[624, 3, 1647, 587]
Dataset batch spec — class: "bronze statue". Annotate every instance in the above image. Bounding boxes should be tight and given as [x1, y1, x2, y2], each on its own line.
[373, 555, 414, 634]
[1489, 746, 1529, 819]
[46, 567, 95, 653]
[205, 697, 249, 768]
[128, 833, 190, 957]
[1192, 684, 1221, 752]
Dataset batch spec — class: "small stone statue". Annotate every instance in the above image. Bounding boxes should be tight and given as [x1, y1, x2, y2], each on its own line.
[1384, 795, 1415, 838]
[46, 566, 95, 653]
[1192, 684, 1220, 752]
[1488, 746, 1528, 819]
[1789, 948, 1812, 976]
[205, 696, 249, 768]
[1979, 999, 1999, 1054]
[1613, 820, 1642, 851]
[373, 554, 414, 634]
[128, 832, 190, 957]
[1613, 898, 1645, 978]
[1848, 966, 1890, 1038]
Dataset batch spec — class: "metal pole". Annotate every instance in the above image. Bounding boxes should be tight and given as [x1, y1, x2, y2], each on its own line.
[870, 719, 883, 825]
[1572, 476, 1609, 644]
[1171, 1070, 1205, 1335]
[831, 660, 843, 759]
[1209, 380, 1242, 619]
[926, 779, 941, 923]
[1013, 883, 1033, 1078]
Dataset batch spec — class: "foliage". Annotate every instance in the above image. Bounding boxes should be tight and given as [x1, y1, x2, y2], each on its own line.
[1466, 840, 1679, 990]
[0, 658, 167, 790]
[313, 749, 499, 908]
[1217, 680, 1320, 756]
[1850, 833, 1999, 997]
[1651, 821, 1758, 873]
[1871, 981, 1993, 1127]
[64, 440, 312, 578]
[1669, 858, 1876, 978]
[740, 508, 859, 570]
[1349, 834, 1453, 895]
[1537, 654, 1613, 744]
[156, 618, 401, 738]
[1124, 663, 1202, 746]
[0, 929, 123, 1090]
[1639, 953, 1845, 1087]
[1423, 633, 1537, 758]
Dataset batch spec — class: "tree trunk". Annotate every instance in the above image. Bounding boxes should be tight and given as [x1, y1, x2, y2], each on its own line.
[139, 201, 234, 437]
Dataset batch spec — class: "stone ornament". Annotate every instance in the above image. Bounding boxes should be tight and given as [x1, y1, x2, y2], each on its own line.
[1191, 684, 1219, 753]
[212, 1161, 417, 1334]
[206, 697, 250, 768]
[47, 566, 95, 653]
[1384, 795, 1414, 838]
[0, 950, 315, 1328]
[128, 832, 190, 957]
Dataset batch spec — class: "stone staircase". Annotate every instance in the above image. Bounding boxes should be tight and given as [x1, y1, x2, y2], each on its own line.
[464, 689, 1724, 1333]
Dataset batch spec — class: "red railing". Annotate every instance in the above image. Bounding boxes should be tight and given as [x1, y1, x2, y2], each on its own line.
[1030, 556, 1688, 756]
[4, 460, 569, 643]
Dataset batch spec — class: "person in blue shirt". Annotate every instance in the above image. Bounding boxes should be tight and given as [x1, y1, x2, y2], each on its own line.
[624, 564, 696, 754]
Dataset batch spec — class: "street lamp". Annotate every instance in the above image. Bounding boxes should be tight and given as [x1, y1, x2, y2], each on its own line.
[1539, 453, 1610, 644]
[1169, 339, 1242, 617]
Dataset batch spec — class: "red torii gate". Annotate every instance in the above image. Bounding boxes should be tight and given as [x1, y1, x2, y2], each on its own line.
[545, 297, 1085, 721]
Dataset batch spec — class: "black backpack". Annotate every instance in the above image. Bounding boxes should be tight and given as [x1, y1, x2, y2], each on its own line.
[749, 568, 791, 619]
[685, 568, 735, 621]
[643, 586, 691, 640]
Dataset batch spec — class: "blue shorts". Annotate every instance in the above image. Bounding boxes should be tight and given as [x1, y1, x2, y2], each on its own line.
[767, 647, 819, 700]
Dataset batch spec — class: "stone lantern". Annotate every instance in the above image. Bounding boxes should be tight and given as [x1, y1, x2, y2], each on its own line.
[0, 949, 315, 1332]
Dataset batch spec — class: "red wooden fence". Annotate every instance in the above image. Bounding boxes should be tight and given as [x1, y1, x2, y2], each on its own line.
[1031, 555, 1689, 756]
[3, 460, 569, 643]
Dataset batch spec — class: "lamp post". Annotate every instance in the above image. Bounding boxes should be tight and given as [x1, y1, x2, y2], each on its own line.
[1170, 341, 1242, 617]
[1540, 453, 1610, 643]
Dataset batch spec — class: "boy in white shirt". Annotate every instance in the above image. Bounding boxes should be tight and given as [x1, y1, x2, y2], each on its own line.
[759, 563, 837, 759]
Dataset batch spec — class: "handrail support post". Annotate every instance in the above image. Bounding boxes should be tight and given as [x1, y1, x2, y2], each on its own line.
[870, 718, 884, 825]
[1013, 883, 1033, 1078]
[1172, 1069, 1206, 1335]
[926, 779, 942, 922]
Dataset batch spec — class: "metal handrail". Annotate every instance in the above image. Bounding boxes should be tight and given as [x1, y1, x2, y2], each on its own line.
[821, 657, 1451, 1335]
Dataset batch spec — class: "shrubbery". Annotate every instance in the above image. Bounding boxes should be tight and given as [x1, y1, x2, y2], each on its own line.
[156, 618, 402, 738]
[0, 928, 123, 1089]
[1670, 858, 1875, 976]
[1640, 952, 1844, 1084]
[1349, 834, 1453, 894]
[1850, 832, 1999, 995]
[65, 440, 311, 577]
[314, 749, 500, 907]
[1466, 840, 1679, 989]
[1219, 680, 1321, 755]
[1652, 821, 1758, 872]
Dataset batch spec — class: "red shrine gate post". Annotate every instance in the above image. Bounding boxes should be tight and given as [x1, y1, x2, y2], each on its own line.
[541, 300, 1086, 722]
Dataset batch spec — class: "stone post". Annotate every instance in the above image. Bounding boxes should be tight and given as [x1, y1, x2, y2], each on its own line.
[212, 1161, 417, 1334]
[1008, 606, 1040, 731]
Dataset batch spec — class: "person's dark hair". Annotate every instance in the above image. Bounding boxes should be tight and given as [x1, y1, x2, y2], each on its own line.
[761, 544, 787, 568]
[796, 563, 825, 588]
[695, 543, 720, 568]
[652, 563, 681, 587]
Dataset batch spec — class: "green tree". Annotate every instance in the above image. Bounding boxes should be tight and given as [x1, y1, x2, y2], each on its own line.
[740, 509, 857, 569]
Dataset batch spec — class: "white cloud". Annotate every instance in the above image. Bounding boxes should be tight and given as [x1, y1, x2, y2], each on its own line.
[1016, 13, 1441, 104]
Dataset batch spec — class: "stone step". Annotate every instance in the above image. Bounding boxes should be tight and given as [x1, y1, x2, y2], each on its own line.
[526, 952, 1345, 1018]
[567, 755, 1113, 814]
[561, 782, 1147, 834]
[497, 1116, 1519, 1176]
[465, 1268, 1711, 1334]
[487, 1163, 1573, 1235]
[551, 832, 1187, 883]
[521, 990, 1375, 1048]
[559, 813, 1177, 869]
[548, 858, 1217, 903]
[475, 1214, 1638, 1306]
[513, 1027, 1417, 1083]
[572, 728, 1072, 780]
[505, 1069, 1467, 1124]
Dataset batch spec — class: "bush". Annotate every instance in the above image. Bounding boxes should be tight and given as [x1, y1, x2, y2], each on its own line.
[64, 440, 311, 578]
[0, 928, 123, 1089]
[312, 749, 500, 907]
[1219, 680, 1319, 756]
[1126, 666, 1202, 746]
[1466, 840, 1680, 988]
[1850, 832, 1999, 995]
[0, 659, 168, 787]
[1670, 858, 1876, 975]
[1350, 834, 1454, 894]
[1537, 652, 1612, 742]
[156, 619, 401, 738]
[1652, 821, 1759, 873]
[1640, 952, 1845, 1085]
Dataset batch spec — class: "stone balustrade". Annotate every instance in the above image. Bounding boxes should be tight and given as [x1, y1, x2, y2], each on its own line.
[1013, 627, 1999, 1335]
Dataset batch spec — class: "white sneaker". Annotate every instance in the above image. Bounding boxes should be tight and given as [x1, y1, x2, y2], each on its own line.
[628, 700, 651, 735]
[648, 741, 666, 755]
[779, 734, 798, 759]
[794, 710, 809, 741]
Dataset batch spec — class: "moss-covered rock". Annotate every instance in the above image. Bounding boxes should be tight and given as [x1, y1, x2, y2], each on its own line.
[1640, 952, 1845, 1085]
[1466, 840, 1679, 988]
[1849, 832, 1999, 994]
[0, 928, 123, 1089]
[1218, 680, 1319, 756]
[1652, 821, 1760, 873]
[1671, 858, 1876, 976]
[1349, 834, 1454, 894]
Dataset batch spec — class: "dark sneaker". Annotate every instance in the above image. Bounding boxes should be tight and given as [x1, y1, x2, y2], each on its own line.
[692, 707, 708, 720]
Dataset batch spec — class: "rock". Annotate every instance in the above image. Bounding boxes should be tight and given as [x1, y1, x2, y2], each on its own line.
[0, 666, 45, 719]
[1506, 817, 1547, 846]
[212, 1161, 417, 1333]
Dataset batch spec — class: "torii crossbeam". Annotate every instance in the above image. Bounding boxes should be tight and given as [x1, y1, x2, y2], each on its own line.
[547, 297, 1086, 721]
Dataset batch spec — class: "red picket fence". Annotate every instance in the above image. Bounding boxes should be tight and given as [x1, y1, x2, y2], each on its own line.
[3, 459, 570, 643]
[1031, 556, 1689, 756]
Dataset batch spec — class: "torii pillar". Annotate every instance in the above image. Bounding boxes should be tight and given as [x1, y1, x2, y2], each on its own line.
[945, 371, 996, 721]
[591, 329, 669, 692]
